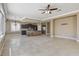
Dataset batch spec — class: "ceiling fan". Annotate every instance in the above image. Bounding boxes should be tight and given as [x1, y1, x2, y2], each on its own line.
[39, 4, 60, 14]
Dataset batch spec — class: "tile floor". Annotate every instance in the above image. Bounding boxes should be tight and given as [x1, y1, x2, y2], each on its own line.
[2, 34, 79, 56]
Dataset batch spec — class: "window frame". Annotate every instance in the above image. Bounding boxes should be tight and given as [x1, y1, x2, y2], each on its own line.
[0, 10, 5, 37]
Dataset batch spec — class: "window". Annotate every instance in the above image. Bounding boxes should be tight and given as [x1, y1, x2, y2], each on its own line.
[0, 4, 5, 39]
[0, 10, 4, 36]
[11, 22, 20, 32]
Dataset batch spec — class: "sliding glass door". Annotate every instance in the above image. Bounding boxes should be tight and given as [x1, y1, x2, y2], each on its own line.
[0, 3, 5, 38]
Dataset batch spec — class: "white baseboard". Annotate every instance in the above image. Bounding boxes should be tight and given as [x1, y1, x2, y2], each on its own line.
[6, 32, 20, 34]
[55, 35, 77, 40]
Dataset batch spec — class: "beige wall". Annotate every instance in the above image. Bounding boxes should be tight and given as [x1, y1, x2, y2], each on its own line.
[54, 15, 77, 38]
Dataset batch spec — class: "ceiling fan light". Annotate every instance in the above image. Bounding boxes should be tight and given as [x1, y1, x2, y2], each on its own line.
[45, 11, 50, 13]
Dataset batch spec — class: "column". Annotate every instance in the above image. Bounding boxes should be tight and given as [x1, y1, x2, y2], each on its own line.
[37, 22, 41, 31]
[50, 19, 54, 37]
[6, 20, 11, 34]
[77, 13, 79, 40]
[45, 22, 48, 35]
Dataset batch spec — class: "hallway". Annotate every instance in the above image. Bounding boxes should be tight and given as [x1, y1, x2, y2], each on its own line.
[2, 34, 79, 56]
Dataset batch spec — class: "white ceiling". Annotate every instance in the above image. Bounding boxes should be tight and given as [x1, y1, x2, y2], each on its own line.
[5, 3, 79, 21]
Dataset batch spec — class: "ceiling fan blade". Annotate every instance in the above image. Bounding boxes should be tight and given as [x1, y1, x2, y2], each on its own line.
[39, 9, 46, 11]
[58, 9, 61, 11]
[50, 8, 58, 10]
[42, 12, 45, 14]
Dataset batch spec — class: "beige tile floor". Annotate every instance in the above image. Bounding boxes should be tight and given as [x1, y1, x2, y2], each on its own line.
[1, 34, 79, 56]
